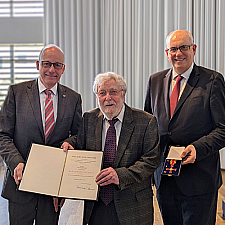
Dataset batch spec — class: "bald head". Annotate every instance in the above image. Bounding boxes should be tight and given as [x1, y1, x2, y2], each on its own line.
[36, 44, 65, 89]
[166, 30, 194, 48]
[39, 44, 64, 63]
[165, 30, 197, 74]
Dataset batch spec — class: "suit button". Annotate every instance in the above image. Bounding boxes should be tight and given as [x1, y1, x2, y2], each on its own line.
[168, 132, 172, 135]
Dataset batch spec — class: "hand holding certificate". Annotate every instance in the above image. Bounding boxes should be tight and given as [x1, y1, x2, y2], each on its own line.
[19, 144, 103, 200]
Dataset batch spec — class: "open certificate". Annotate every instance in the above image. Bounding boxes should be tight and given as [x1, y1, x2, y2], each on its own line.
[19, 143, 103, 200]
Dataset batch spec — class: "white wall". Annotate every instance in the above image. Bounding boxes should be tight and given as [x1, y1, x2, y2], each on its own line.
[0, 18, 43, 44]
[220, 149, 225, 169]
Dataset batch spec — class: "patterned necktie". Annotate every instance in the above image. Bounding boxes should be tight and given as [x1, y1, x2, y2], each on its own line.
[44, 90, 55, 142]
[100, 118, 118, 205]
[170, 75, 183, 116]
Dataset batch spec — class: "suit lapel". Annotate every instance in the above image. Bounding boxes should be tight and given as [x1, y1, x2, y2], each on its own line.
[164, 69, 172, 118]
[55, 84, 67, 128]
[173, 65, 200, 115]
[114, 104, 135, 167]
[95, 111, 104, 151]
[26, 80, 44, 138]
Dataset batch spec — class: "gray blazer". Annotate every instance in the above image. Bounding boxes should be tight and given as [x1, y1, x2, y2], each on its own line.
[65, 104, 160, 225]
[0, 79, 82, 203]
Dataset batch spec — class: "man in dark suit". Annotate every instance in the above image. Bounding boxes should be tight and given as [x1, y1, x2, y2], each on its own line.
[144, 30, 225, 225]
[62, 72, 160, 225]
[0, 44, 82, 224]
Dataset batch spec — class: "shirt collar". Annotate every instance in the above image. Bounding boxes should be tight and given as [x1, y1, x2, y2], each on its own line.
[172, 62, 194, 80]
[38, 77, 58, 95]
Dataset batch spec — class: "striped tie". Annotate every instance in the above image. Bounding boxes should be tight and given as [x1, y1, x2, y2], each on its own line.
[44, 90, 55, 142]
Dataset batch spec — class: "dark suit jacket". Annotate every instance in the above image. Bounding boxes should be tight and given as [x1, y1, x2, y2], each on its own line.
[0, 79, 82, 203]
[144, 64, 225, 196]
[65, 104, 160, 225]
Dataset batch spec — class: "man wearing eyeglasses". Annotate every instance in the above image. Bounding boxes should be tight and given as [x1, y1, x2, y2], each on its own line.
[144, 30, 225, 225]
[0, 44, 82, 224]
[62, 72, 160, 225]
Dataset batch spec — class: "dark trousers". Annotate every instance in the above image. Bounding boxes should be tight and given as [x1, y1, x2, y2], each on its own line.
[157, 176, 218, 225]
[9, 194, 59, 225]
[89, 199, 120, 225]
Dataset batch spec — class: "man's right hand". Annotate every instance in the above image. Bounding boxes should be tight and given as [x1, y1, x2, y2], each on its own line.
[181, 145, 196, 165]
[14, 163, 24, 185]
[61, 142, 74, 152]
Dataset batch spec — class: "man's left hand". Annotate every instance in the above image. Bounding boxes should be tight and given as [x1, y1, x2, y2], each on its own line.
[61, 142, 74, 152]
[96, 167, 119, 186]
[53, 197, 65, 212]
[14, 163, 24, 185]
[181, 145, 196, 165]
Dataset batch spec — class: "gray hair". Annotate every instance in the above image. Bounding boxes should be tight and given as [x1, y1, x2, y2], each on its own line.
[38, 44, 64, 62]
[93, 72, 127, 94]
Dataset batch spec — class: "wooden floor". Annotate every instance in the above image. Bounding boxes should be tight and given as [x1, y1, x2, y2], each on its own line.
[0, 161, 225, 224]
[153, 169, 225, 224]
[216, 170, 225, 225]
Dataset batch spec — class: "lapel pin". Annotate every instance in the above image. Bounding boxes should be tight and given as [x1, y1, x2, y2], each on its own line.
[63, 95, 66, 98]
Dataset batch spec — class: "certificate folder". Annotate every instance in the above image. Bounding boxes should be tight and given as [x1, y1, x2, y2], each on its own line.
[19, 144, 103, 200]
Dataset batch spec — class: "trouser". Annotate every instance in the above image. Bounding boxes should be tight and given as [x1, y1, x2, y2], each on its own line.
[9, 194, 60, 225]
[157, 176, 218, 225]
[88, 199, 120, 225]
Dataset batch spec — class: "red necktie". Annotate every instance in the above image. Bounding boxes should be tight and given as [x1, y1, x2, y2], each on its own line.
[44, 90, 55, 142]
[170, 75, 183, 116]
[100, 118, 118, 205]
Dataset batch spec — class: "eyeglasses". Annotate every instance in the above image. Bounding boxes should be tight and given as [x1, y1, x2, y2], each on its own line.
[41, 61, 64, 69]
[97, 89, 122, 98]
[167, 44, 193, 54]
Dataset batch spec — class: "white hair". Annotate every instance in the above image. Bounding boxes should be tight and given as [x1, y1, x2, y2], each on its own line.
[93, 72, 127, 94]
